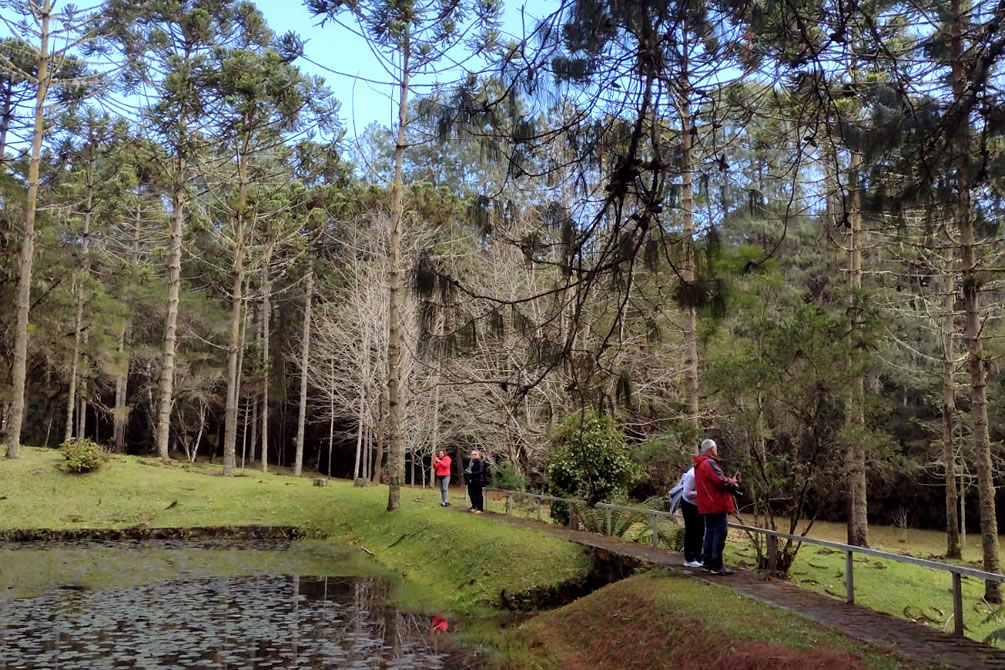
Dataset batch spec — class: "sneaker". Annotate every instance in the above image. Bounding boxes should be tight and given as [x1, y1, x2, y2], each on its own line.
[710, 568, 734, 576]
[440, 502, 447, 507]
[467, 507, 476, 512]
[683, 560, 703, 568]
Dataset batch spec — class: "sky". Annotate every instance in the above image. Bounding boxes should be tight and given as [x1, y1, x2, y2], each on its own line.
[252, 0, 559, 140]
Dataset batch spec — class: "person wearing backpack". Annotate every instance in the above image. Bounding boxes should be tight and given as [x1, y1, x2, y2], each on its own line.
[671, 465, 703, 568]
[465, 449, 489, 514]
[694, 438, 740, 576]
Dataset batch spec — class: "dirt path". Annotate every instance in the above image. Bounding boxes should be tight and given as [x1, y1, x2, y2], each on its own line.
[477, 511, 1005, 669]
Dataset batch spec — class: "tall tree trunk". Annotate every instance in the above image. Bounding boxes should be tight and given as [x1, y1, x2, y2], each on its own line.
[374, 390, 385, 485]
[385, 36, 411, 511]
[249, 301, 260, 464]
[455, 445, 465, 487]
[5, 1, 50, 459]
[952, 0, 1001, 603]
[846, 150, 869, 548]
[0, 81, 12, 158]
[155, 185, 184, 461]
[237, 276, 250, 468]
[353, 331, 368, 480]
[294, 257, 313, 476]
[329, 355, 335, 477]
[65, 158, 94, 444]
[222, 255, 244, 475]
[960, 475, 967, 548]
[77, 395, 86, 441]
[65, 276, 83, 443]
[113, 327, 128, 451]
[222, 152, 249, 476]
[430, 311, 442, 486]
[364, 425, 371, 481]
[190, 399, 206, 463]
[115, 198, 144, 452]
[678, 85, 699, 419]
[942, 271, 962, 559]
[260, 252, 271, 473]
[250, 394, 259, 465]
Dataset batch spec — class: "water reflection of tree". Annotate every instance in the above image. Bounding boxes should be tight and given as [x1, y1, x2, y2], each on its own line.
[301, 576, 444, 668]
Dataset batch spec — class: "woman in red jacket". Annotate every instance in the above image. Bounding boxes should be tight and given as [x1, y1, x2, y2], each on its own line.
[433, 450, 452, 506]
[694, 439, 739, 576]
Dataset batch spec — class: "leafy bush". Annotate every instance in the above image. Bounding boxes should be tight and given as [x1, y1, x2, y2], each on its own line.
[491, 461, 527, 491]
[60, 438, 109, 473]
[631, 421, 701, 498]
[547, 410, 642, 524]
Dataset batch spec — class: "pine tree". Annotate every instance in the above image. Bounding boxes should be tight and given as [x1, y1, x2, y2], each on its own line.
[0, 0, 103, 458]
[306, 0, 501, 511]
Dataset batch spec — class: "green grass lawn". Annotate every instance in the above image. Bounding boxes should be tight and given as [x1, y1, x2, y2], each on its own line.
[726, 536, 1004, 644]
[0, 447, 588, 615]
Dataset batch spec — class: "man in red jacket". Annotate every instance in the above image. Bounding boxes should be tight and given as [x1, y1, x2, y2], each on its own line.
[694, 439, 739, 576]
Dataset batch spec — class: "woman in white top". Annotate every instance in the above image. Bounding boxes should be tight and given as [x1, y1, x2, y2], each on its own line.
[678, 466, 704, 567]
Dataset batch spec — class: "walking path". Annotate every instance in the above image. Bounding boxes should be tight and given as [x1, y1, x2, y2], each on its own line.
[480, 511, 1005, 669]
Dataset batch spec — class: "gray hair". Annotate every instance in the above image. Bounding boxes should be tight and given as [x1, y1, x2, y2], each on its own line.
[699, 439, 717, 454]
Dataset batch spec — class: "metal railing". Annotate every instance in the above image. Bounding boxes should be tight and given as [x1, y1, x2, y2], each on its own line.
[484, 487, 1005, 638]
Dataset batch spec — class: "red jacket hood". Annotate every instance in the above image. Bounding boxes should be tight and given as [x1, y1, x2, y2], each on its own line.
[694, 454, 714, 468]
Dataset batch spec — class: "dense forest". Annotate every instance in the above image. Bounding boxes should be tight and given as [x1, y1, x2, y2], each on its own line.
[3, 0, 1005, 595]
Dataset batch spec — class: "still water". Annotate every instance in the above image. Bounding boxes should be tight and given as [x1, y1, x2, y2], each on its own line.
[0, 541, 465, 669]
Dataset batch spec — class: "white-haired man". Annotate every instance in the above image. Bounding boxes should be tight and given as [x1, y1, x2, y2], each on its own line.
[694, 438, 739, 576]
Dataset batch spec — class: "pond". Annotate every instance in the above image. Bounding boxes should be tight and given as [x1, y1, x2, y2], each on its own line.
[0, 540, 469, 669]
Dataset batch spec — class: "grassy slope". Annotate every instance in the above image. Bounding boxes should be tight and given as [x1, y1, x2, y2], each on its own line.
[472, 572, 940, 670]
[0, 447, 587, 614]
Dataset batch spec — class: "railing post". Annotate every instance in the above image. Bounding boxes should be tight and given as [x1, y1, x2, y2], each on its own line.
[953, 572, 964, 637]
[651, 512, 658, 546]
[535, 496, 542, 522]
[506, 493, 513, 516]
[605, 506, 612, 536]
[845, 550, 854, 604]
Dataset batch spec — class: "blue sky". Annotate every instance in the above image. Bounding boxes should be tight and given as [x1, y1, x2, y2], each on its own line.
[254, 0, 559, 138]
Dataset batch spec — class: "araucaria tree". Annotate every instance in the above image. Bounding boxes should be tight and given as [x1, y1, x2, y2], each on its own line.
[0, 0, 102, 458]
[306, 0, 501, 510]
[108, 0, 263, 461]
[201, 34, 338, 476]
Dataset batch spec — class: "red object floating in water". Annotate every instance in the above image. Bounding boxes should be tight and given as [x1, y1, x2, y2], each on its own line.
[430, 615, 448, 634]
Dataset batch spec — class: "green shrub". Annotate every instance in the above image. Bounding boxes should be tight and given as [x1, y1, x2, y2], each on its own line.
[547, 410, 642, 524]
[632, 420, 700, 497]
[491, 461, 527, 491]
[60, 439, 109, 473]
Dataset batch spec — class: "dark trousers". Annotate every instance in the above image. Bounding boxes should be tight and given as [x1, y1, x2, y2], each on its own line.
[468, 482, 484, 511]
[702, 513, 728, 570]
[680, 500, 704, 563]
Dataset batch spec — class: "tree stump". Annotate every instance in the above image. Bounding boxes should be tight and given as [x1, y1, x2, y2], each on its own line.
[313, 478, 328, 487]
[353, 478, 368, 488]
